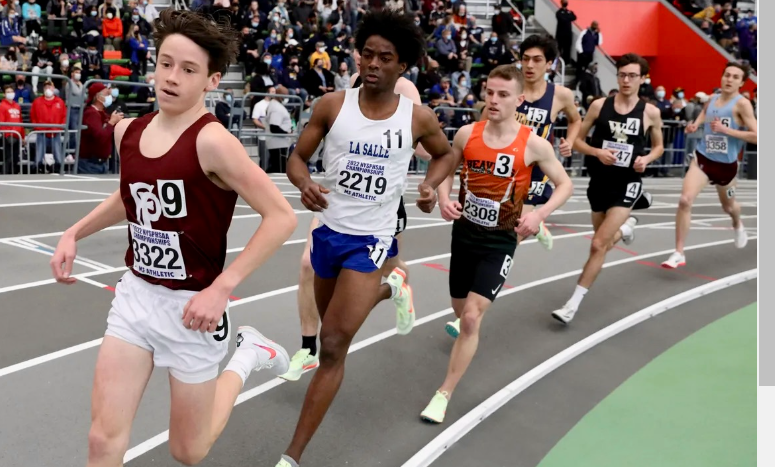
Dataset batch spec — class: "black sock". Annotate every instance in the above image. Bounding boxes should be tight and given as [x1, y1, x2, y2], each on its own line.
[302, 335, 317, 356]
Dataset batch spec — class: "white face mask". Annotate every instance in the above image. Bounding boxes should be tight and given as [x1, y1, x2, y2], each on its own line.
[44, 89, 54, 98]
[107, 13, 114, 19]
[74, 73, 81, 81]
[645, 78, 651, 84]
[149, 79, 155, 86]
[61, 59, 69, 67]
[5, 92, 15, 101]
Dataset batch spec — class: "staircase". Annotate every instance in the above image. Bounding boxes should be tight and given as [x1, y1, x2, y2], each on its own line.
[463, 0, 578, 89]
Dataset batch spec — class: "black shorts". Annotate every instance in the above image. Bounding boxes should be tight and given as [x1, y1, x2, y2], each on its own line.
[587, 177, 645, 213]
[525, 165, 554, 206]
[449, 236, 515, 302]
[395, 196, 407, 235]
[696, 151, 738, 186]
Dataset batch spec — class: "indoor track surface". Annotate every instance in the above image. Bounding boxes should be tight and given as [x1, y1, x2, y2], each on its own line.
[0, 174, 757, 467]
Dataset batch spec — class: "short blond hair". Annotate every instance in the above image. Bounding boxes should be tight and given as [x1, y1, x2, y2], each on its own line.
[488, 64, 525, 93]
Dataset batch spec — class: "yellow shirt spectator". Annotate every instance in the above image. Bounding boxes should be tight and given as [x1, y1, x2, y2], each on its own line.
[308, 42, 332, 70]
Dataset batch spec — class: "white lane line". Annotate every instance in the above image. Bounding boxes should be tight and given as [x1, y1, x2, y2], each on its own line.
[0, 266, 127, 295]
[0, 182, 114, 196]
[120, 237, 755, 463]
[77, 276, 111, 288]
[0, 198, 109, 208]
[1, 239, 109, 272]
[0, 178, 120, 183]
[23, 238, 115, 271]
[402, 269, 757, 467]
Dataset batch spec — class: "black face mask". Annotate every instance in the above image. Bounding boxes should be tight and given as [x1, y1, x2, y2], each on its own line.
[16, 79, 24, 86]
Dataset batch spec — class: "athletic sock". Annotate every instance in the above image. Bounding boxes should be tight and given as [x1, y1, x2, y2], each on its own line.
[302, 334, 317, 356]
[620, 222, 633, 239]
[388, 281, 399, 299]
[223, 348, 259, 386]
[281, 454, 299, 467]
[567, 285, 588, 310]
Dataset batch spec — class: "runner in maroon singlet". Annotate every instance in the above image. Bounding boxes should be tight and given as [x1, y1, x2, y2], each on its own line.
[49, 10, 297, 466]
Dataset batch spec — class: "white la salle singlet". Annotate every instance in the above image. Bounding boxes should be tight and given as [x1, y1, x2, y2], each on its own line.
[316, 87, 415, 237]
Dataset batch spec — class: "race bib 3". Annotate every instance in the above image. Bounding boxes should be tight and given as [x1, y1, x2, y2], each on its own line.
[463, 192, 500, 228]
[336, 159, 389, 203]
[603, 140, 634, 168]
[129, 223, 187, 280]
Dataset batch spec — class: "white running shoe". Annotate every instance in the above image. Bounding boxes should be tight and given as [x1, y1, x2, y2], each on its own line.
[621, 216, 638, 245]
[661, 251, 686, 269]
[551, 303, 578, 324]
[235, 326, 291, 376]
[734, 226, 748, 249]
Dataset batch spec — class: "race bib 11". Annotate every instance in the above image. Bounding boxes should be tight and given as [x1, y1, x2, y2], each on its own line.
[336, 159, 389, 203]
[129, 223, 187, 280]
[705, 134, 729, 154]
[463, 192, 500, 228]
[603, 140, 634, 168]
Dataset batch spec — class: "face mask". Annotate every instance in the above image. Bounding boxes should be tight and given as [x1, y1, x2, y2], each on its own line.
[318, 48, 324, 53]
[5, 92, 14, 101]
[677, 92, 685, 99]
[415, 20, 420, 25]
[132, 15, 139, 21]
[16, 79, 23, 86]
[287, 32, 293, 38]
[149, 79, 155, 85]
[61, 60, 69, 67]
[544, 73, 550, 81]
[251, 22, 259, 28]
[89, 48, 97, 54]
[111, 88, 119, 98]
[656, 90, 665, 99]
[91, 10, 97, 16]
[273, 16, 279, 21]
[103, 95, 113, 107]
[107, 13, 114, 19]
[270, 33, 276, 39]
[225, 95, 232, 102]
[461, 33, 467, 39]
[490, 37, 497, 42]
[465, 99, 474, 106]
[263, 59, 272, 65]
[644, 78, 651, 84]
[74, 73, 81, 81]
[44, 89, 54, 98]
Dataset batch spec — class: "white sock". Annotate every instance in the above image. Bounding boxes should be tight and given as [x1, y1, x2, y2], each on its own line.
[223, 348, 258, 386]
[567, 285, 588, 310]
[620, 223, 633, 238]
[388, 281, 399, 299]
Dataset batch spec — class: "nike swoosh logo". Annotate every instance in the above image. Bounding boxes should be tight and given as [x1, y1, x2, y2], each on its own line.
[255, 344, 277, 359]
[492, 284, 502, 295]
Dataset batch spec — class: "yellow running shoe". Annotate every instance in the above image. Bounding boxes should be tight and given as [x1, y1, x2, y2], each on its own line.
[278, 348, 319, 382]
[420, 391, 450, 424]
[536, 221, 553, 250]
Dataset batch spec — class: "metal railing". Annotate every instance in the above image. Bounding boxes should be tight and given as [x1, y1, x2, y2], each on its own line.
[0, 130, 23, 175]
[236, 92, 304, 141]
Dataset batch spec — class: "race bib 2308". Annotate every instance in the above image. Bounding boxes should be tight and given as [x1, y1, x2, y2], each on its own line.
[336, 159, 389, 203]
[129, 223, 187, 280]
[463, 192, 500, 228]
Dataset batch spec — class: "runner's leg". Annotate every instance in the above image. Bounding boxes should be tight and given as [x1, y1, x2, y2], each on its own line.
[675, 158, 709, 253]
[298, 218, 320, 338]
[87, 337, 153, 467]
[284, 268, 384, 463]
[577, 206, 632, 289]
[716, 177, 748, 248]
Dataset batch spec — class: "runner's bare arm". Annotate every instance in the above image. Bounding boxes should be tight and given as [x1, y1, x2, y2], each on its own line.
[526, 135, 573, 219]
[437, 124, 469, 202]
[572, 98, 609, 159]
[557, 86, 582, 155]
[720, 98, 757, 144]
[642, 104, 665, 163]
[198, 123, 298, 295]
[415, 105, 457, 188]
[414, 105, 457, 212]
[61, 117, 136, 241]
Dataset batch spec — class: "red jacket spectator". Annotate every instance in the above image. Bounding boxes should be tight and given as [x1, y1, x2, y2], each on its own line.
[80, 105, 114, 160]
[30, 92, 67, 136]
[0, 97, 24, 141]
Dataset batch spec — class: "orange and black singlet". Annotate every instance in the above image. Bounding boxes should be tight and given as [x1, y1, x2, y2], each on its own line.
[453, 121, 533, 251]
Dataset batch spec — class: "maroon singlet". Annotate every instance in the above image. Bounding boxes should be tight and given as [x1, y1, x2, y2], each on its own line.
[119, 111, 238, 291]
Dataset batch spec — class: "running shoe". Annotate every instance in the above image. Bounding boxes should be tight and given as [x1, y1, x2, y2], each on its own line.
[388, 267, 415, 335]
[235, 326, 291, 376]
[274, 455, 298, 467]
[735, 225, 748, 249]
[420, 391, 450, 424]
[551, 303, 578, 324]
[621, 216, 638, 245]
[536, 221, 553, 250]
[661, 251, 686, 269]
[445, 318, 460, 338]
[278, 348, 320, 381]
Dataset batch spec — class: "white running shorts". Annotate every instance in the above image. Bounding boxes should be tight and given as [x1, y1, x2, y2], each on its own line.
[105, 271, 232, 384]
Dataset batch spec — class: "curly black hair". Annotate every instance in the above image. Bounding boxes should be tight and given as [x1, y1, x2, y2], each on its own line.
[354, 9, 425, 68]
[153, 9, 241, 76]
[519, 34, 558, 63]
